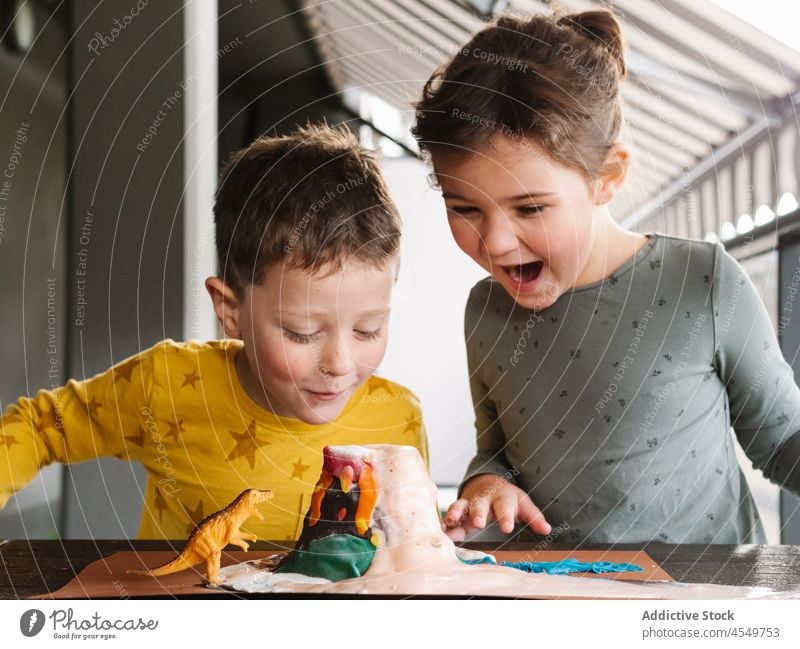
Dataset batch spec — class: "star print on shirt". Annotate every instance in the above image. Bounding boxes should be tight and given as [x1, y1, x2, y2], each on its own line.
[403, 413, 420, 436]
[291, 457, 310, 480]
[367, 379, 395, 396]
[184, 500, 205, 535]
[0, 434, 19, 448]
[153, 487, 167, 522]
[182, 369, 201, 389]
[125, 425, 146, 448]
[37, 406, 64, 434]
[164, 419, 186, 442]
[113, 358, 141, 383]
[83, 395, 102, 418]
[227, 419, 270, 469]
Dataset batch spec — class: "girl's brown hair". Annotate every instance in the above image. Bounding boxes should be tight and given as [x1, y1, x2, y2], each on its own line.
[413, 9, 627, 181]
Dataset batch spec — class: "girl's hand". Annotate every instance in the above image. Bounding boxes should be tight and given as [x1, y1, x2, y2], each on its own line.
[443, 473, 551, 541]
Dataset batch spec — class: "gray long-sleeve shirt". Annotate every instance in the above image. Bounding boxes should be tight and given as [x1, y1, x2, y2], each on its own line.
[463, 233, 800, 544]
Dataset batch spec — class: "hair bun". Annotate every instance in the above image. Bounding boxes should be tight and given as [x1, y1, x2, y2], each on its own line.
[558, 10, 626, 78]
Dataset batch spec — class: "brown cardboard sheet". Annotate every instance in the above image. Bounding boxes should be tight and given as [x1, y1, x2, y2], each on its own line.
[34, 548, 672, 599]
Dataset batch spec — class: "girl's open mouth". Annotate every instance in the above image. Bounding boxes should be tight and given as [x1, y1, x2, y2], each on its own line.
[504, 261, 543, 285]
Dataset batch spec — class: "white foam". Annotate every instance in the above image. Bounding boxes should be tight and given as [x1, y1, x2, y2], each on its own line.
[215, 446, 793, 599]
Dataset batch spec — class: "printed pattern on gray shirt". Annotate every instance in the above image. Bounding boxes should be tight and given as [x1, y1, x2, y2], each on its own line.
[463, 234, 800, 544]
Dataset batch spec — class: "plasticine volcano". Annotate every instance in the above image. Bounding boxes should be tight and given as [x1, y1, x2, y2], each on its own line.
[273, 443, 475, 585]
[274, 445, 384, 580]
[216, 445, 788, 599]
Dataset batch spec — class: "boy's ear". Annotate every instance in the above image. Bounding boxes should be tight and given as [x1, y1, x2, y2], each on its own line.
[593, 143, 630, 206]
[205, 277, 244, 339]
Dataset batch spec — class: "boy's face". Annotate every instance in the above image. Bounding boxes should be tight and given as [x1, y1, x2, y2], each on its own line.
[432, 135, 620, 311]
[211, 258, 396, 425]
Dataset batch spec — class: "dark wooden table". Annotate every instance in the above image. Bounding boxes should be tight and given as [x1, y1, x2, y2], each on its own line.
[1, 539, 800, 599]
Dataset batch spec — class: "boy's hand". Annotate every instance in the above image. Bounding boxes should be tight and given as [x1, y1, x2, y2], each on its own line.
[443, 473, 551, 541]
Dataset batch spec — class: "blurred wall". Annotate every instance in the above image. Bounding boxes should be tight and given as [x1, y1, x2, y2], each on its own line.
[0, 1, 67, 539]
[379, 156, 487, 485]
[60, 1, 188, 538]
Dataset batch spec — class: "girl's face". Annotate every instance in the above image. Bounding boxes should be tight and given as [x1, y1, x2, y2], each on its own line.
[433, 135, 614, 311]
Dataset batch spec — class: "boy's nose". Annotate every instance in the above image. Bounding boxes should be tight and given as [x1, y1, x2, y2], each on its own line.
[481, 213, 518, 259]
[318, 336, 356, 379]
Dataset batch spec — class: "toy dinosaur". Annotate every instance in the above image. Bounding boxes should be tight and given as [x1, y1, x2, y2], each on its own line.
[128, 488, 273, 585]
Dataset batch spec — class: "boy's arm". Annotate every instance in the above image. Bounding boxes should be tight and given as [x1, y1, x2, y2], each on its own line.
[713, 245, 800, 495]
[0, 348, 155, 510]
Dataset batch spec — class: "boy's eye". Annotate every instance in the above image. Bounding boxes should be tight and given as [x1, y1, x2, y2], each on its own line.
[284, 329, 320, 344]
[517, 205, 545, 216]
[354, 328, 382, 341]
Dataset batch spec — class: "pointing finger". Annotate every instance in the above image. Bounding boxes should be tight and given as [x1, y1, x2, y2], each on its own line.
[445, 499, 469, 527]
[492, 496, 517, 535]
[517, 496, 552, 535]
[468, 496, 491, 529]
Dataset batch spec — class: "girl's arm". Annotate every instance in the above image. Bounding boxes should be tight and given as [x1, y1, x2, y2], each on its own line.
[459, 282, 518, 490]
[444, 287, 550, 538]
[460, 372, 518, 490]
[713, 245, 800, 494]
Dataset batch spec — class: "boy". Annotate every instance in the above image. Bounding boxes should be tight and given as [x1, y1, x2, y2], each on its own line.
[0, 124, 428, 540]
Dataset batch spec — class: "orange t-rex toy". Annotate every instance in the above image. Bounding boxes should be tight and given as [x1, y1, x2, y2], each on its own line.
[128, 488, 273, 585]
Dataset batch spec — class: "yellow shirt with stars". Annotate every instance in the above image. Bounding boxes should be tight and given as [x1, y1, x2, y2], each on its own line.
[0, 339, 429, 541]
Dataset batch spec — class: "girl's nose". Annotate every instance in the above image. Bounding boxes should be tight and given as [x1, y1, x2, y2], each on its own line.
[480, 212, 519, 259]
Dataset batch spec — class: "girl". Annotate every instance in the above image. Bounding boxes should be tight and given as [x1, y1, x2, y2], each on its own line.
[413, 9, 800, 544]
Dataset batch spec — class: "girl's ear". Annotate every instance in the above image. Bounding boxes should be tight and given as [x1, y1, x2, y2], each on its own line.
[593, 143, 630, 205]
[205, 277, 244, 339]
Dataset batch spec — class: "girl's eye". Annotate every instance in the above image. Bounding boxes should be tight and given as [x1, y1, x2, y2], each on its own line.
[447, 205, 479, 218]
[517, 205, 546, 216]
[355, 328, 382, 341]
[284, 329, 319, 344]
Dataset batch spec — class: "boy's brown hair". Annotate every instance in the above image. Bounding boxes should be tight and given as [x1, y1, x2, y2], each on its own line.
[413, 10, 626, 181]
[214, 123, 401, 297]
